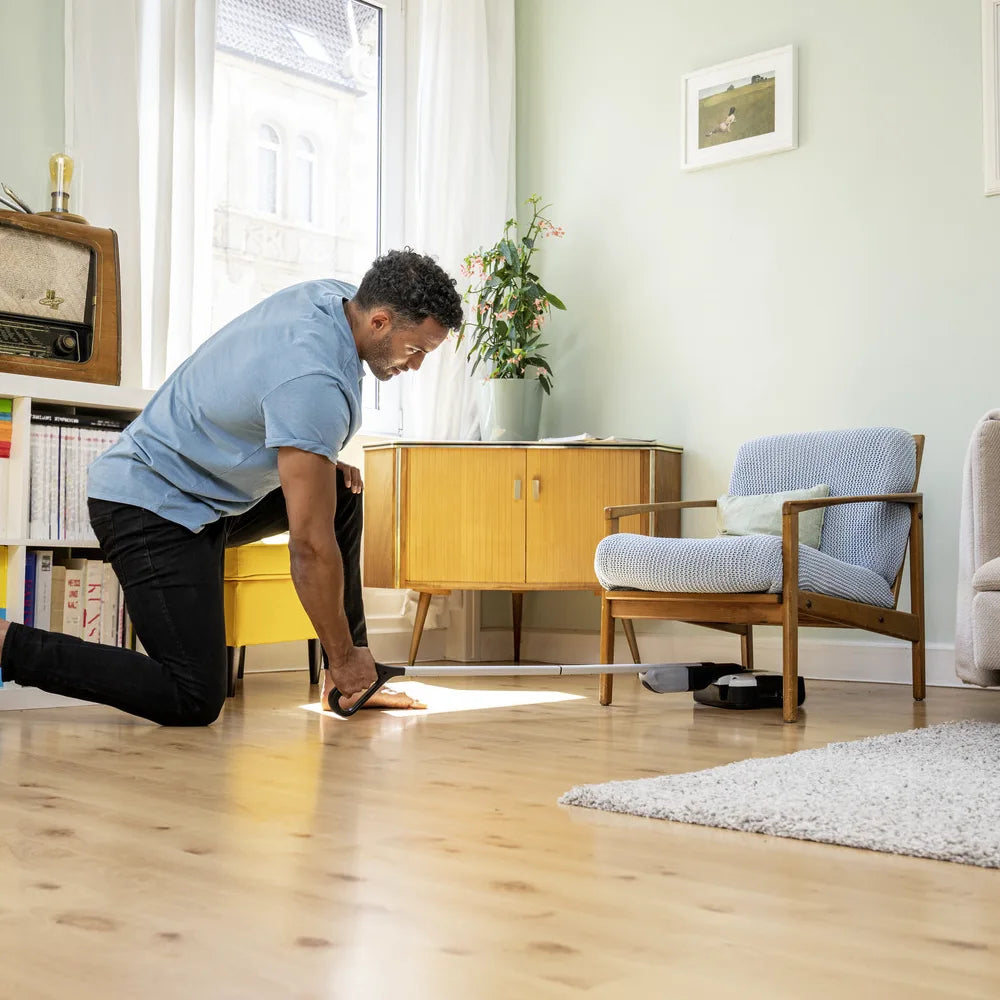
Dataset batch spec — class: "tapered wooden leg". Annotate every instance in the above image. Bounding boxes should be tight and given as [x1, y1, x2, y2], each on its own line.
[781, 511, 800, 723]
[599, 595, 615, 705]
[741, 625, 754, 670]
[307, 638, 322, 686]
[237, 646, 246, 680]
[622, 619, 641, 664]
[910, 501, 926, 701]
[408, 592, 433, 666]
[512, 592, 524, 664]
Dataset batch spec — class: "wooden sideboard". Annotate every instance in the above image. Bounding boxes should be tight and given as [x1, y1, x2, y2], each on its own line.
[362, 441, 682, 663]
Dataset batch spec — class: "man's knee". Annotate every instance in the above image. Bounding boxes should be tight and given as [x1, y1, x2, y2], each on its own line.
[160, 692, 226, 727]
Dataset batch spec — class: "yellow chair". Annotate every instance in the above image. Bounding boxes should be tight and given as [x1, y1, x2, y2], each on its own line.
[224, 542, 322, 697]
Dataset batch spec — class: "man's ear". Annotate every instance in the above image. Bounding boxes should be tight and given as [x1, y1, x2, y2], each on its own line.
[370, 309, 392, 334]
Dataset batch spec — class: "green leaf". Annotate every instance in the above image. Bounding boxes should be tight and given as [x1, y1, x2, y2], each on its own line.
[545, 292, 566, 310]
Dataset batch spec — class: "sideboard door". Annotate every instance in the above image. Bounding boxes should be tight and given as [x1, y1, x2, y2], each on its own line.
[524, 449, 646, 586]
[404, 447, 527, 586]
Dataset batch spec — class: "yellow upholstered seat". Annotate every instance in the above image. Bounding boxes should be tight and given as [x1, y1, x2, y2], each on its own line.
[224, 542, 320, 696]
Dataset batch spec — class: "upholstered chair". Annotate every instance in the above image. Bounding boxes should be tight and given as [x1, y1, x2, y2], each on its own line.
[595, 428, 925, 722]
[956, 410, 1000, 686]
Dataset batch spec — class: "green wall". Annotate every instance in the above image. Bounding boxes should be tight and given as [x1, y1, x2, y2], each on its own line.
[489, 0, 1000, 648]
[1, 0, 65, 212]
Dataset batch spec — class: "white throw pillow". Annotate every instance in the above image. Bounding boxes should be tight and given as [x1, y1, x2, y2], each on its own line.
[716, 484, 831, 549]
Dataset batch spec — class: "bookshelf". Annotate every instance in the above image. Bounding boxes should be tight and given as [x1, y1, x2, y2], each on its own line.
[0, 374, 154, 710]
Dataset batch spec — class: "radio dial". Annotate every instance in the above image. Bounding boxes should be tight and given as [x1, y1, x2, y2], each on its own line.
[54, 333, 78, 357]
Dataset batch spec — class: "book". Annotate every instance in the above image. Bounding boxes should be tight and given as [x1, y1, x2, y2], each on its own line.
[0, 545, 7, 620]
[49, 565, 67, 634]
[0, 397, 11, 458]
[100, 562, 119, 645]
[81, 558, 104, 642]
[33, 550, 54, 631]
[61, 558, 86, 639]
[23, 551, 37, 627]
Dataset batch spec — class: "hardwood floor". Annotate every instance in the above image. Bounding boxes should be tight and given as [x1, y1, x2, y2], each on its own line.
[2, 669, 999, 999]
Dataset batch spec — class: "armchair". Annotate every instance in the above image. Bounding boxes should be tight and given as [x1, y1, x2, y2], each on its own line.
[595, 428, 925, 722]
[956, 410, 1000, 686]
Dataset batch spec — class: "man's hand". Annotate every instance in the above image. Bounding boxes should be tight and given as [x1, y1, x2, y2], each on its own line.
[322, 645, 378, 709]
[337, 461, 363, 493]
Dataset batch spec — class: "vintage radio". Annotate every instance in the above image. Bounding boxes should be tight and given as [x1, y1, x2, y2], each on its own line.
[0, 210, 121, 385]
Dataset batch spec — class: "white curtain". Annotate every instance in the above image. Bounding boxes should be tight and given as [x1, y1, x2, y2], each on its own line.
[402, 0, 516, 440]
[65, 0, 144, 387]
[65, 0, 215, 391]
[137, 0, 217, 387]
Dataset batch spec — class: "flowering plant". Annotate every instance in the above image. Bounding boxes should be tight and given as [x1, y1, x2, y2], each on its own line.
[456, 195, 566, 394]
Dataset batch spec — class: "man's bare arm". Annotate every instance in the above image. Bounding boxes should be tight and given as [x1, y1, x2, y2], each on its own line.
[277, 446, 376, 699]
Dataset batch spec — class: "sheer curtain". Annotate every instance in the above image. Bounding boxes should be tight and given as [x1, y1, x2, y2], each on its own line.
[402, 0, 516, 441]
[66, 0, 216, 390]
[395, 0, 516, 652]
[64, 0, 144, 387]
[137, 0, 216, 387]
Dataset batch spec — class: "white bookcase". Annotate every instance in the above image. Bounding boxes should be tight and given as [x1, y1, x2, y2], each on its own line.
[0, 373, 153, 709]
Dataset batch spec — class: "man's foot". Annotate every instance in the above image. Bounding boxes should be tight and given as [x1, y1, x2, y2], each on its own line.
[321, 682, 426, 712]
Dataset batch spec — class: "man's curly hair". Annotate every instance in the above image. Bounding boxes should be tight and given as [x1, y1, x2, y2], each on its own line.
[354, 249, 464, 331]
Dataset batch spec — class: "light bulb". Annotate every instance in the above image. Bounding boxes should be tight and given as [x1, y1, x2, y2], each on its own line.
[49, 153, 74, 212]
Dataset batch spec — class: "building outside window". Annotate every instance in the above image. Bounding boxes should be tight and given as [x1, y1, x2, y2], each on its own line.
[212, 0, 402, 433]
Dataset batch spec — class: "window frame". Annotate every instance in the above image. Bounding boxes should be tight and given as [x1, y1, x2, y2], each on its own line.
[256, 122, 282, 216]
[359, 0, 404, 436]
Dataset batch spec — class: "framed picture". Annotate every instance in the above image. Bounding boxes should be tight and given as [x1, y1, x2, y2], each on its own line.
[984, 0, 1000, 195]
[681, 45, 797, 171]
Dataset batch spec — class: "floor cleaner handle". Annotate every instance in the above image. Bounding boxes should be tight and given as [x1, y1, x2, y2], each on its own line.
[328, 662, 407, 717]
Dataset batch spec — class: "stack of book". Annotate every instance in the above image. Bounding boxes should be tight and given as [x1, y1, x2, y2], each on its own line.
[28, 408, 131, 542]
[23, 551, 131, 647]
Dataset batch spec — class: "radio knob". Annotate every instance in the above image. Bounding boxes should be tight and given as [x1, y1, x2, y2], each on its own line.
[54, 333, 78, 357]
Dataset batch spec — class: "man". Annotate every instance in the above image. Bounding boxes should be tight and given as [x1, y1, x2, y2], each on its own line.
[0, 249, 463, 725]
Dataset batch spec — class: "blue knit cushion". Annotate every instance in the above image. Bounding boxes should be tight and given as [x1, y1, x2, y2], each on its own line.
[595, 533, 896, 607]
[729, 427, 915, 585]
[592, 427, 916, 608]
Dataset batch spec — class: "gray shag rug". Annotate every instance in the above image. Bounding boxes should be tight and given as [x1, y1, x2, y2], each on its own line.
[560, 721, 1000, 868]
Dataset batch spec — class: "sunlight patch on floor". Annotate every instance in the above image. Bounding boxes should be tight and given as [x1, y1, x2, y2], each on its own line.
[300, 681, 584, 718]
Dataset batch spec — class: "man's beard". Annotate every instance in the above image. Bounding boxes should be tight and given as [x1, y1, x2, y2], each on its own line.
[365, 338, 398, 381]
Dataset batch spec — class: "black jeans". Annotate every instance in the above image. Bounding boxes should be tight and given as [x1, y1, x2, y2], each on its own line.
[1, 470, 366, 726]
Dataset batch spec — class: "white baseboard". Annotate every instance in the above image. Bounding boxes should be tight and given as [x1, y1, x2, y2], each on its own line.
[481, 626, 972, 690]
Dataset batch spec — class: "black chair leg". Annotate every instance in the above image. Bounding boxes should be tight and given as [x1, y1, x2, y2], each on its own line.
[227, 646, 246, 698]
[308, 638, 322, 686]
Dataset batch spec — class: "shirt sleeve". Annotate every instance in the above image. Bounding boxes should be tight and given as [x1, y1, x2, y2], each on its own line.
[261, 372, 353, 461]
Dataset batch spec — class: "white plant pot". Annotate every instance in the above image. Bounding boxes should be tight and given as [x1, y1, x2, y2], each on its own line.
[478, 378, 544, 441]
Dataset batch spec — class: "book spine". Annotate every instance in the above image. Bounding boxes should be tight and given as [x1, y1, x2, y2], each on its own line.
[33, 550, 53, 631]
[99, 562, 119, 645]
[62, 561, 85, 639]
[81, 558, 103, 642]
[23, 551, 37, 628]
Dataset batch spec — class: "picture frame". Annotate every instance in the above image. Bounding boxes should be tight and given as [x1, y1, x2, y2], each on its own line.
[983, 0, 1000, 195]
[681, 45, 797, 171]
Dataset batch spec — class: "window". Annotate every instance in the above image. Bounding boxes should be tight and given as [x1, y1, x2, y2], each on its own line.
[256, 123, 280, 215]
[212, 0, 404, 434]
[292, 135, 316, 224]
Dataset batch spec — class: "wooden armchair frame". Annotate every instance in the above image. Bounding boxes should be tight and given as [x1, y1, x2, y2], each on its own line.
[599, 436, 925, 723]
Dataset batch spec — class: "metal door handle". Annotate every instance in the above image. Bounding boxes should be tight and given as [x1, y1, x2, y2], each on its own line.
[514, 478, 522, 500]
[532, 478, 540, 501]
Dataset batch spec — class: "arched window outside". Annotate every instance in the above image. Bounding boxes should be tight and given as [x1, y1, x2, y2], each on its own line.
[257, 124, 280, 214]
[292, 135, 316, 224]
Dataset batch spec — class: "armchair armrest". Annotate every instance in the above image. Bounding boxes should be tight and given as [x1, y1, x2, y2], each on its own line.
[604, 499, 716, 535]
[782, 492, 922, 515]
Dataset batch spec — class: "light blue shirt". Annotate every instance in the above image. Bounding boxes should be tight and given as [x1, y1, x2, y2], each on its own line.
[89, 279, 364, 532]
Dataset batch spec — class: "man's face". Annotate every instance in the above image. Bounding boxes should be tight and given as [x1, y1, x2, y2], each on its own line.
[364, 313, 448, 382]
